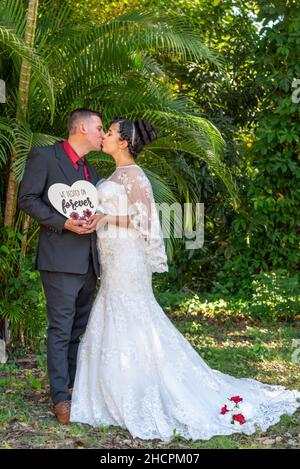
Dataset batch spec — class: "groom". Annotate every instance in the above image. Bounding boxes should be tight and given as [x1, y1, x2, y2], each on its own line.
[18, 108, 104, 424]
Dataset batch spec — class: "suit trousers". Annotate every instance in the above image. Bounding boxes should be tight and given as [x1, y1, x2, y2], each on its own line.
[40, 259, 97, 404]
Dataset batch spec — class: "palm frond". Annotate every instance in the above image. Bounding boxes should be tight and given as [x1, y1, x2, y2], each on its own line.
[0, 118, 14, 165]
[46, 10, 222, 68]
[0, 0, 26, 37]
[0, 117, 59, 181]
[0, 24, 55, 117]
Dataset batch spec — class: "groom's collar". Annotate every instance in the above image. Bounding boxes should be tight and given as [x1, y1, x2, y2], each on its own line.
[54, 141, 97, 186]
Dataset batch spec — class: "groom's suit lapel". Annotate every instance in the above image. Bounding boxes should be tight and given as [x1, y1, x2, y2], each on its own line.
[54, 141, 98, 186]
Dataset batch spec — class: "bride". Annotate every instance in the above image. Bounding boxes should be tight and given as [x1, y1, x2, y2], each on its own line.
[70, 118, 300, 441]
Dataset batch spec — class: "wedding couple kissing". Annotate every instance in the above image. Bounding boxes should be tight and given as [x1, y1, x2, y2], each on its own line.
[18, 108, 300, 442]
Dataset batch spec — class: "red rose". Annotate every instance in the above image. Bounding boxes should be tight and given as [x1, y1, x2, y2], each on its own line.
[83, 209, 92, 219]
[232, 413, 246, 425]
[70, 212, 79, 220]
[230, 395, 243, 404]
[221, 405, 229, 415]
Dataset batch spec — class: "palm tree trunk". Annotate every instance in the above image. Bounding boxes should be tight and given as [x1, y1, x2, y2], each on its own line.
[4, 0, 39, 227]
[1, 0, 40, 359]
[19, 1, 40, 255]
[21, 215, 31, 254]
[3, 163, 18, 227]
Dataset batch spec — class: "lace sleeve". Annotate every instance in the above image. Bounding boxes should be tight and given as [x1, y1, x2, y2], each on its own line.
[117, 166, 168, 273]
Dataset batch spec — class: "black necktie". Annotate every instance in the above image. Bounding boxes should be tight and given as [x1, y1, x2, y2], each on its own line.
[77, 158, 86, 180]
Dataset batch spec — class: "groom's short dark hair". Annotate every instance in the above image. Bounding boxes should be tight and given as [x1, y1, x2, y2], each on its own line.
[68, 108, 102, 134]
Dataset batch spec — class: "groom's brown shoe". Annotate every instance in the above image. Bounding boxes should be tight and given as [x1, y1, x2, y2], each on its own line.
[53, 400, 71, 425]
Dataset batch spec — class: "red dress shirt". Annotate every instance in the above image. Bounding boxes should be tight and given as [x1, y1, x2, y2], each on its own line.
[61, 140, 90, 181]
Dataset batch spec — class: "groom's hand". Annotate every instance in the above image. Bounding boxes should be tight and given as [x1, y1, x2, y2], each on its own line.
[64, 219, 92, 234]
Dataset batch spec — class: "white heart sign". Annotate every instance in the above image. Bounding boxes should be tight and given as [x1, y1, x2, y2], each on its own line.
[48, 181, 98, 221]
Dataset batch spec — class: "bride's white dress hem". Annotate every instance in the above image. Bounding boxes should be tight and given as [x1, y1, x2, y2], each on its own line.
[70, 166, 300, 441]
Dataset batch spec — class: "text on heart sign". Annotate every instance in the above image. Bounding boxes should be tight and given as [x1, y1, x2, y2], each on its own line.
[48, 181, 99, 221]
[60, 188, 95, 214]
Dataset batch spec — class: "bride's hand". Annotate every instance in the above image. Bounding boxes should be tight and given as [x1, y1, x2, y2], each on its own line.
[84, 214, 107, 233]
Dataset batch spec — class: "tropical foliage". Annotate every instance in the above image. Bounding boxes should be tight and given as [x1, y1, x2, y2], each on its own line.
[0, 0, 240, 343]
[213, 0, 300, 293]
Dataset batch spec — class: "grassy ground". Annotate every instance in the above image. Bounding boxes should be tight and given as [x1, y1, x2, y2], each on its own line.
[0, 294, 299, 449]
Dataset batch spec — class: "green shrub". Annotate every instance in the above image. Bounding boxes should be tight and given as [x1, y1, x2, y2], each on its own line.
[245, 269, 300, 321]
[0, 227, 47, 346]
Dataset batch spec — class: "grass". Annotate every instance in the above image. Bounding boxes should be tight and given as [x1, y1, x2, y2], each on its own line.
[0, 292, 299, 449]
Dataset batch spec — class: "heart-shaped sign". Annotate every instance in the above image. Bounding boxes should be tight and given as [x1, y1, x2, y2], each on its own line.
[48, 181, 98, 221]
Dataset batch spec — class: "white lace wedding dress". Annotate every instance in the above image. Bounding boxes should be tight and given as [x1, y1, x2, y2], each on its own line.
[70, 165, 300, 441]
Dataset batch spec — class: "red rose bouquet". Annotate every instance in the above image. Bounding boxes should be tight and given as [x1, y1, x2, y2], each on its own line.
[220, 395, 246, 425]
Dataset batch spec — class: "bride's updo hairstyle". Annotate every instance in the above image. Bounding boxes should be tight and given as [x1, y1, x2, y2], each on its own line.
[112, 118, 157, 159]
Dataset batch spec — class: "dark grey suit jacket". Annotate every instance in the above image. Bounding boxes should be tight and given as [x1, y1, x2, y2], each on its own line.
[18, 142, 100, 276]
